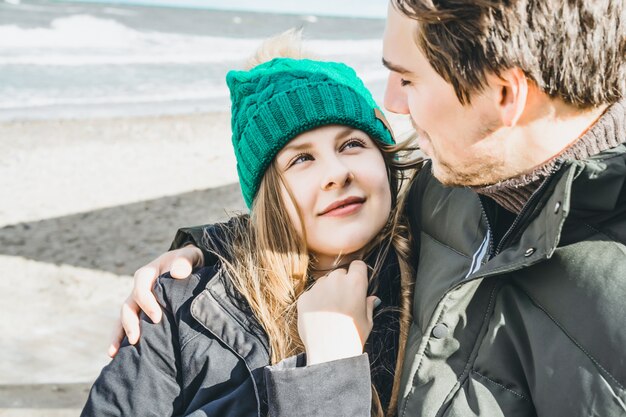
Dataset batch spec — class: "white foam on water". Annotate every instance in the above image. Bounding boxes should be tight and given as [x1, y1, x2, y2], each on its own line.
[1, 53, 252, 65]
[0, 87, 229, 109]
[51, 0, 387, 19]
[0, 14, 264, 64]
[0, 14, 381, 61]
[0, 15, 143, 49]
[0, 14, 386, 119]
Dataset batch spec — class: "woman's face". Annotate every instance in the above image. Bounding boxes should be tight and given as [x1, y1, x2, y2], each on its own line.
[274, 125, 392, 269]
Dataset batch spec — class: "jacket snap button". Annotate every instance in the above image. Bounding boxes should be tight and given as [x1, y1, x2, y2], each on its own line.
[554, 201, 561, 214]
[432, 323, 449, 339]
[524, 248, 535, 257]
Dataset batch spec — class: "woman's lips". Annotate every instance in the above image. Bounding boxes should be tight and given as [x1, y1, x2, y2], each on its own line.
[319, 196, 366, 217]
[322, 201, 364, 217]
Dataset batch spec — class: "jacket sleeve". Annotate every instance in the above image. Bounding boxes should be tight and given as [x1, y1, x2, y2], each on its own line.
[170, 224, 217, 267]
[264, 353, 373, 417]
[81, 280, 183, 416]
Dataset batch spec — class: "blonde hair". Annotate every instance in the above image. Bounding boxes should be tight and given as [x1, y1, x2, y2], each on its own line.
[204, 30, 423, 417]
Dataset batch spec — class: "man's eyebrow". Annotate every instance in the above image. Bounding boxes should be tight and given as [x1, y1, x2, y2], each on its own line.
[382, 57, 413, 75]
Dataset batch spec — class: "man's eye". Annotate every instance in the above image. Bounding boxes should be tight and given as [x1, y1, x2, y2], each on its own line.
[341, 138, 366, 151]
[400, 78, 411, 87]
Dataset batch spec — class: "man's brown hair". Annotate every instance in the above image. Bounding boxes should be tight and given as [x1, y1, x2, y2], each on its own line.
[393, 0, 625, 108]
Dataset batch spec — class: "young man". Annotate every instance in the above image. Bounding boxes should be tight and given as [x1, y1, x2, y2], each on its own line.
[115, 1, 625, 415]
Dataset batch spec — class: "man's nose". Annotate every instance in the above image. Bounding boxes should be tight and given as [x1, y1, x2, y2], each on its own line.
[384, 72, 410, 114]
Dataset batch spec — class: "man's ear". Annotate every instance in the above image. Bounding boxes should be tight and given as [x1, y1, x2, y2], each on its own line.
[489, 67, 529, 127]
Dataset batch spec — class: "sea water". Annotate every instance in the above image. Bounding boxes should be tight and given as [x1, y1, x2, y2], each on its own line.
[0, 0, 388, 121]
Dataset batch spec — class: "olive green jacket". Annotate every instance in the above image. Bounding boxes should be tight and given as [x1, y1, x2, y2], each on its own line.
[394, 142, 626, 416]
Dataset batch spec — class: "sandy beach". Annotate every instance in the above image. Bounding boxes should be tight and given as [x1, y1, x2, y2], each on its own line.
[0, 112, 247, 415]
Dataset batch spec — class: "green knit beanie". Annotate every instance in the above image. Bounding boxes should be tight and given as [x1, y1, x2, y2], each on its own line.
[226, 57, 395, 208]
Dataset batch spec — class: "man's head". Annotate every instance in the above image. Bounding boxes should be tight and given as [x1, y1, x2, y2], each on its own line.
[383, 0, 625, 186]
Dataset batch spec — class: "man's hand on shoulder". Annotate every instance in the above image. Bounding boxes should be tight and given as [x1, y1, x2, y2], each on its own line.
[107, 244, 204, 358]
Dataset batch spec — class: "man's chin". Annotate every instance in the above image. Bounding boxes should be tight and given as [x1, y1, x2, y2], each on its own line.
[430, 159, 484, 188]
[431, 160, 511, 188]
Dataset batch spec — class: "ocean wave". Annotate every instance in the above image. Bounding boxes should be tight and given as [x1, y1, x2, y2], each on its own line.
[0, 54, 248, 66]
[27, 0, 386, 19]
[0, 14, 381, 53]
[0, 13, 385, 119]
[0, 88, 230, 109]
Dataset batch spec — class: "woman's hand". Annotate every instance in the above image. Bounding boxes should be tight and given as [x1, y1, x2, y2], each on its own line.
[107, 244, 204, 358]
[297, 260, 380, 366]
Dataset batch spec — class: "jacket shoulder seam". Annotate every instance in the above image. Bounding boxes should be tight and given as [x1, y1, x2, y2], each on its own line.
[470, 370, 531, 402]
[581, 221, 626, 246]
[515, 285, 625, 391]
[180, 320, 210, 352]
[157, 265, 221, 312]
[421, 230, 471, 260]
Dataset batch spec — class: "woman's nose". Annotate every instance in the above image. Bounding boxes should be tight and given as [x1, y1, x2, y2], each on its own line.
[321, 159, 353, 191]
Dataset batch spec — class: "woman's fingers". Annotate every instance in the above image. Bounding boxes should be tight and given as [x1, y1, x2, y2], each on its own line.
[347, 260, 369, 295]
[347, 259, 367, 277]
[366, 295, 380, 326]
[296, 260, 378, 364]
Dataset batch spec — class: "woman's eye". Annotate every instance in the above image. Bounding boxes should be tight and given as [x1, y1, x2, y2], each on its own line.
[341, 138, 366, 151]
[400, 78, 411, 87]
[290, 153, 313, 167]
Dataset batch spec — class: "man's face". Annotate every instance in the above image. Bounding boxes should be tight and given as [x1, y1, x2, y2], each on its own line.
[382, 4, 507, 187]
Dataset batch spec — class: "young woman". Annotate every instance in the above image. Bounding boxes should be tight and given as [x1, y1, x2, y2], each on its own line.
[82, 33, 420, 417]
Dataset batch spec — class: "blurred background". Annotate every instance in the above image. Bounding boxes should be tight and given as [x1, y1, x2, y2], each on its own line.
[0, 0, 410, 415]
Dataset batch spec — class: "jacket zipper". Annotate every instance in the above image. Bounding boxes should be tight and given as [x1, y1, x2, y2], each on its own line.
[494, 165, 560, 256]
[477, 196, 495, 260]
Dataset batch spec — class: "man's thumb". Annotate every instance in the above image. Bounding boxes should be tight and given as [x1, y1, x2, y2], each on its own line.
[170, 257, 193, 279]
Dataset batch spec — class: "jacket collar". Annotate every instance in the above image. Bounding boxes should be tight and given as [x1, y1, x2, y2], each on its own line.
[568, 145, 626, 213]
[190, 268, 270, 368]
[469, 144, 626, 280]
[190, 268, 270, 416]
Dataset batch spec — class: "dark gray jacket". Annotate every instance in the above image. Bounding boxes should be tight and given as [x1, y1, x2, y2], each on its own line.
[81, 264, 271, 417]
[81, 226, 401, 417]
[262, 104, 626, 416]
